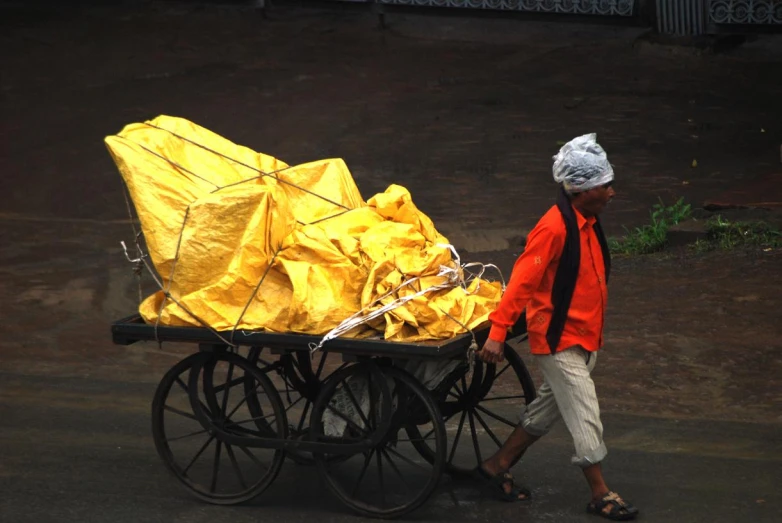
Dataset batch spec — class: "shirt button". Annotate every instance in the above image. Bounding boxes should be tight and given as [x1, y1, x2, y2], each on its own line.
[598, 276, 603, 283]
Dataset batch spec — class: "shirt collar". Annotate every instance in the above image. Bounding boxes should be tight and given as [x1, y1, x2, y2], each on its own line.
[574, 207, 596, 229]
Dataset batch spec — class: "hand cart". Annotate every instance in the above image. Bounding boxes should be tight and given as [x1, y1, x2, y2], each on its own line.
[112, 315, 535, 519]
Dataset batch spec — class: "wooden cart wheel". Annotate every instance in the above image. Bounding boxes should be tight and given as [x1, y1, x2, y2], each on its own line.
[311, 363, 446, 519]
[278, 351, 339, 465]
[246, 349, 346, 466]
[407, 341, 536, 477]
[151, 351, 287, 505]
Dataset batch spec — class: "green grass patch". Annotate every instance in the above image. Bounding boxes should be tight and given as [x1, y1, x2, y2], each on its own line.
[609, 197, 692, 255]
[691, 215, 782, 252]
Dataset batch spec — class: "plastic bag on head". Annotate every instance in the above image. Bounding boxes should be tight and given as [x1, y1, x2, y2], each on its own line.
[552, 133, 614, 193]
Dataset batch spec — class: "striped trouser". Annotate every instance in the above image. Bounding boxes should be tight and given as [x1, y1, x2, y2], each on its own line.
[520, 346, 607, 468]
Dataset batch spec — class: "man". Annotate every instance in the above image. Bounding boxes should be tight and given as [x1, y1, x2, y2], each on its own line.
[475, 134, 639, 521]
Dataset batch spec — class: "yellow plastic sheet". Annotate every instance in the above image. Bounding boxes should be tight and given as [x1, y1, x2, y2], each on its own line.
[106, 115, 501, 342]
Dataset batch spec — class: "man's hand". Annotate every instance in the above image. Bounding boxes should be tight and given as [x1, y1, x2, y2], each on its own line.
[477, 338, 504, 364]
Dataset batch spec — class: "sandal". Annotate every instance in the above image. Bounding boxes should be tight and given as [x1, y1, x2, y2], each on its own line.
[473, 466, 531, 502]
[586, 491, 639, 521]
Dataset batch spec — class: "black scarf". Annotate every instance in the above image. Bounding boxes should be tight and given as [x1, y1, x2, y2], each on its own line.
[546, 187, 611, 354]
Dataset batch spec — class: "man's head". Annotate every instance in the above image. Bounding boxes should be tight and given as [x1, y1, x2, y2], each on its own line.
[569, 181, 615, 218]
[552, 133, 615, 217]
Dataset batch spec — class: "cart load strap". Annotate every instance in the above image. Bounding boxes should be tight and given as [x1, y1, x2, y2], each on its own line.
[105, 115, 502, 343]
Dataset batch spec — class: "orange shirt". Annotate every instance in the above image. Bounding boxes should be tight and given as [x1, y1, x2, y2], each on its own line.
[488, 205, 608, 354]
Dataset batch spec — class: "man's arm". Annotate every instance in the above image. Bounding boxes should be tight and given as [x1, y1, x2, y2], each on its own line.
[478, 223, 561, 363]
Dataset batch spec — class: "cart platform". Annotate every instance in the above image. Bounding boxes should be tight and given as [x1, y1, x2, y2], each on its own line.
[112, 313, 484, 360]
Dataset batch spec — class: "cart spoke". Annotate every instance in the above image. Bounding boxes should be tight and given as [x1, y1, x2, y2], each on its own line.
[296, 399, 312, 433]
[279, 372, 299, 393]
[238, 445, 269, 472]
[167, 427, 211, 443]
[176, 376, 212, 415]
[447, 409, 468, 465]
[395, 435, 437, 443]
[224, 443, 247, 490]
[495, 362, 513, 381]
[210, 440, 223, 493]
[376, 448, 386, 507]
[385, 446, 428, 472]
[230, 412, 278, 424]
[473, 408, 503, 448]
[441, 410, 459, 425]
[227, 425, 273, 441]
[367, 371, 376, 431]
[175, 376, 189, 395]
[480, 394, 528, 402]
[322, 363, 348, 384]
[380, 449, 411, 493]
[283, 394, 305, 413]
[212, 375, 244, 395]
[443, 376, 472, 465]
[343, 380, 371, 430]
[351, 449, 374, 497]
[216, 375, 271, 397]
[475, 404, 517, 428]
[453, 382, 465, 397]
[224, 380, 262, 420]
[420, 410, 456, 443]
[314, 351, 329, 379]
[183, 434, 215, 475]
[467, 409, 482, 464]
[163, 404, 198, 421]
[226, 412, 279, 429]
[220, 361, 236, 413]
[223, 395, 252, 421]
[419, 426, 436, 443]
[222, 424, 267, 439]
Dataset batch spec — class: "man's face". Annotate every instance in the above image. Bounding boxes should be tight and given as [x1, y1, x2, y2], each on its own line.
[572, 182, 615, 217]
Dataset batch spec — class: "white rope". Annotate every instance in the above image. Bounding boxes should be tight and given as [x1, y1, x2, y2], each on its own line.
[308, 244, 504, 353]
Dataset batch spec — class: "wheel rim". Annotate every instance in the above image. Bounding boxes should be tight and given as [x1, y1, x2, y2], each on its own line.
[312, 364, 446, 519]
[409, 341, 536, 476]
[151, 351, 287, 505]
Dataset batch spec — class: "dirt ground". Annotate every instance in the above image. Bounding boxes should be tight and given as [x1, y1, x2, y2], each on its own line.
[2, 1, 781, 426]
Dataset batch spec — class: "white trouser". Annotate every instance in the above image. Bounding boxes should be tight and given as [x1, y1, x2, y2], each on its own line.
[520, 346, 607, 468]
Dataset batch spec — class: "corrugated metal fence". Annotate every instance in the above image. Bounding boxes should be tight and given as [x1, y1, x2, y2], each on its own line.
[656, 0, 707, 35]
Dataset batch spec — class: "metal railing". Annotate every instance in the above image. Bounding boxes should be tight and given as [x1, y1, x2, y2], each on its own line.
[656, 1, 782, 35]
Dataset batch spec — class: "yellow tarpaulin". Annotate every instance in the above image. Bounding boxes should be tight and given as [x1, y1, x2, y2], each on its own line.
[106, 115, 501, 342]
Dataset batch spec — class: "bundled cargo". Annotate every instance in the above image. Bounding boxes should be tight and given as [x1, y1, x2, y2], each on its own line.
[106, 116, 502, 344]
